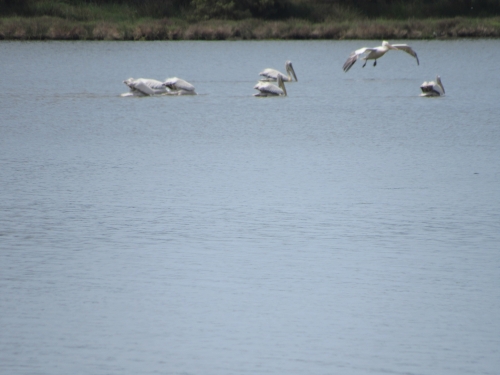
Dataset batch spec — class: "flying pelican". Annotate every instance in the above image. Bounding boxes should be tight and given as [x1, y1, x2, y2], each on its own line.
[259, 60, 298, 82]
[420, 75, 445, 97]
[253, 75, 287, 97]
[343, 41, 419, 72]
[122, 78, 168, 96]
[162, 77, 197, 95]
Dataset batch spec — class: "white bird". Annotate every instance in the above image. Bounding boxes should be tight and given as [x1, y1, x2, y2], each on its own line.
[254, 75, 287, 97]
[259, 60, 297, 82]
[420, 75, 445, 97]
[162, 77, 197, 95]
[343, 41, 419, 72]
[122, 78, 168, 96]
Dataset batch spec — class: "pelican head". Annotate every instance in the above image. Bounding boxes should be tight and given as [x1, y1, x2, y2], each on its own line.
[285, 60, 298, 82]
[382, 41, 398, 50]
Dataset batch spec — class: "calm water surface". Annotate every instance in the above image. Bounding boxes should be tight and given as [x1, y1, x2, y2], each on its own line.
[1, 40, 499, 375]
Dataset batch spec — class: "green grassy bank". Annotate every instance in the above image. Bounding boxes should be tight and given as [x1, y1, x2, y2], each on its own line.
[2, 0, 500, 40]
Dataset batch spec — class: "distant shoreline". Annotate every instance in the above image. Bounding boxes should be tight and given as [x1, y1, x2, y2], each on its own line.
[1, 16, 500, 41]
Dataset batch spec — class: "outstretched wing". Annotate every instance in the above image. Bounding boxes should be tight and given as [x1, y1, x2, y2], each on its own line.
[343, 47, 372, 72]
[392, 44, 419, 65]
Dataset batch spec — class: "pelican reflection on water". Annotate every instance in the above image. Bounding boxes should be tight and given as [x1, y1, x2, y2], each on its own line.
[420, 75, 445, 97]
[254, 75, 287, 97]
[259, 60, 298, 82]
[343, 41, 419, 72]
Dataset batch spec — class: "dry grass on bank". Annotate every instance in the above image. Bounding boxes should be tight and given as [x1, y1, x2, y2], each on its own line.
[1, 16, 500, 40]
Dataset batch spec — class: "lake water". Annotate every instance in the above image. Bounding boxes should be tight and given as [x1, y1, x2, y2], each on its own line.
[1, 40, 499, 375]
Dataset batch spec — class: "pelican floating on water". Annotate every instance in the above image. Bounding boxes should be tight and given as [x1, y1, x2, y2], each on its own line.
[343, 41, 419, 72]
[420, 75, 445, 97]
[259, 60, 297, 82]
[122, 78, 168, 96]
[162, 77, 197, 95]
[254, 75, 287, 97]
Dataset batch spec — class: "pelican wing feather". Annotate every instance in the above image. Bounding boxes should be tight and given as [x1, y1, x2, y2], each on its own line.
[392, 44, 419, 65]
[124, 78, 167, 96]
[253, 82, 284, 96]
[164, 77, 196, 92]
[253, 76, 287, 97]
[343, 48, 372, 72]
[163, 77, 197, 95]
[259, 68, 288, 82]
[259, 68, 281, 80]
[259, 61, 297, 82]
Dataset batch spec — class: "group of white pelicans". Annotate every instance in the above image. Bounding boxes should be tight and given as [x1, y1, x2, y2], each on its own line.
[121, 40, 444, 98]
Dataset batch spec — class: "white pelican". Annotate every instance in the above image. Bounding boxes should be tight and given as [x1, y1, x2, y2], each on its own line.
[420, 75, 445, 97]
[343, 41, 419, 72]
[162, 77, 197, 95]
[254, 75, 287, 97]
[122, 78, 168, 96]
[259, 60, 297, 82]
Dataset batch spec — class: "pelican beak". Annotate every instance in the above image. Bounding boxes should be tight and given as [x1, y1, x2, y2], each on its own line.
[278, 76, 287, 96]
[288, 63, 298, 81]
[437, 76, 445, 94]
